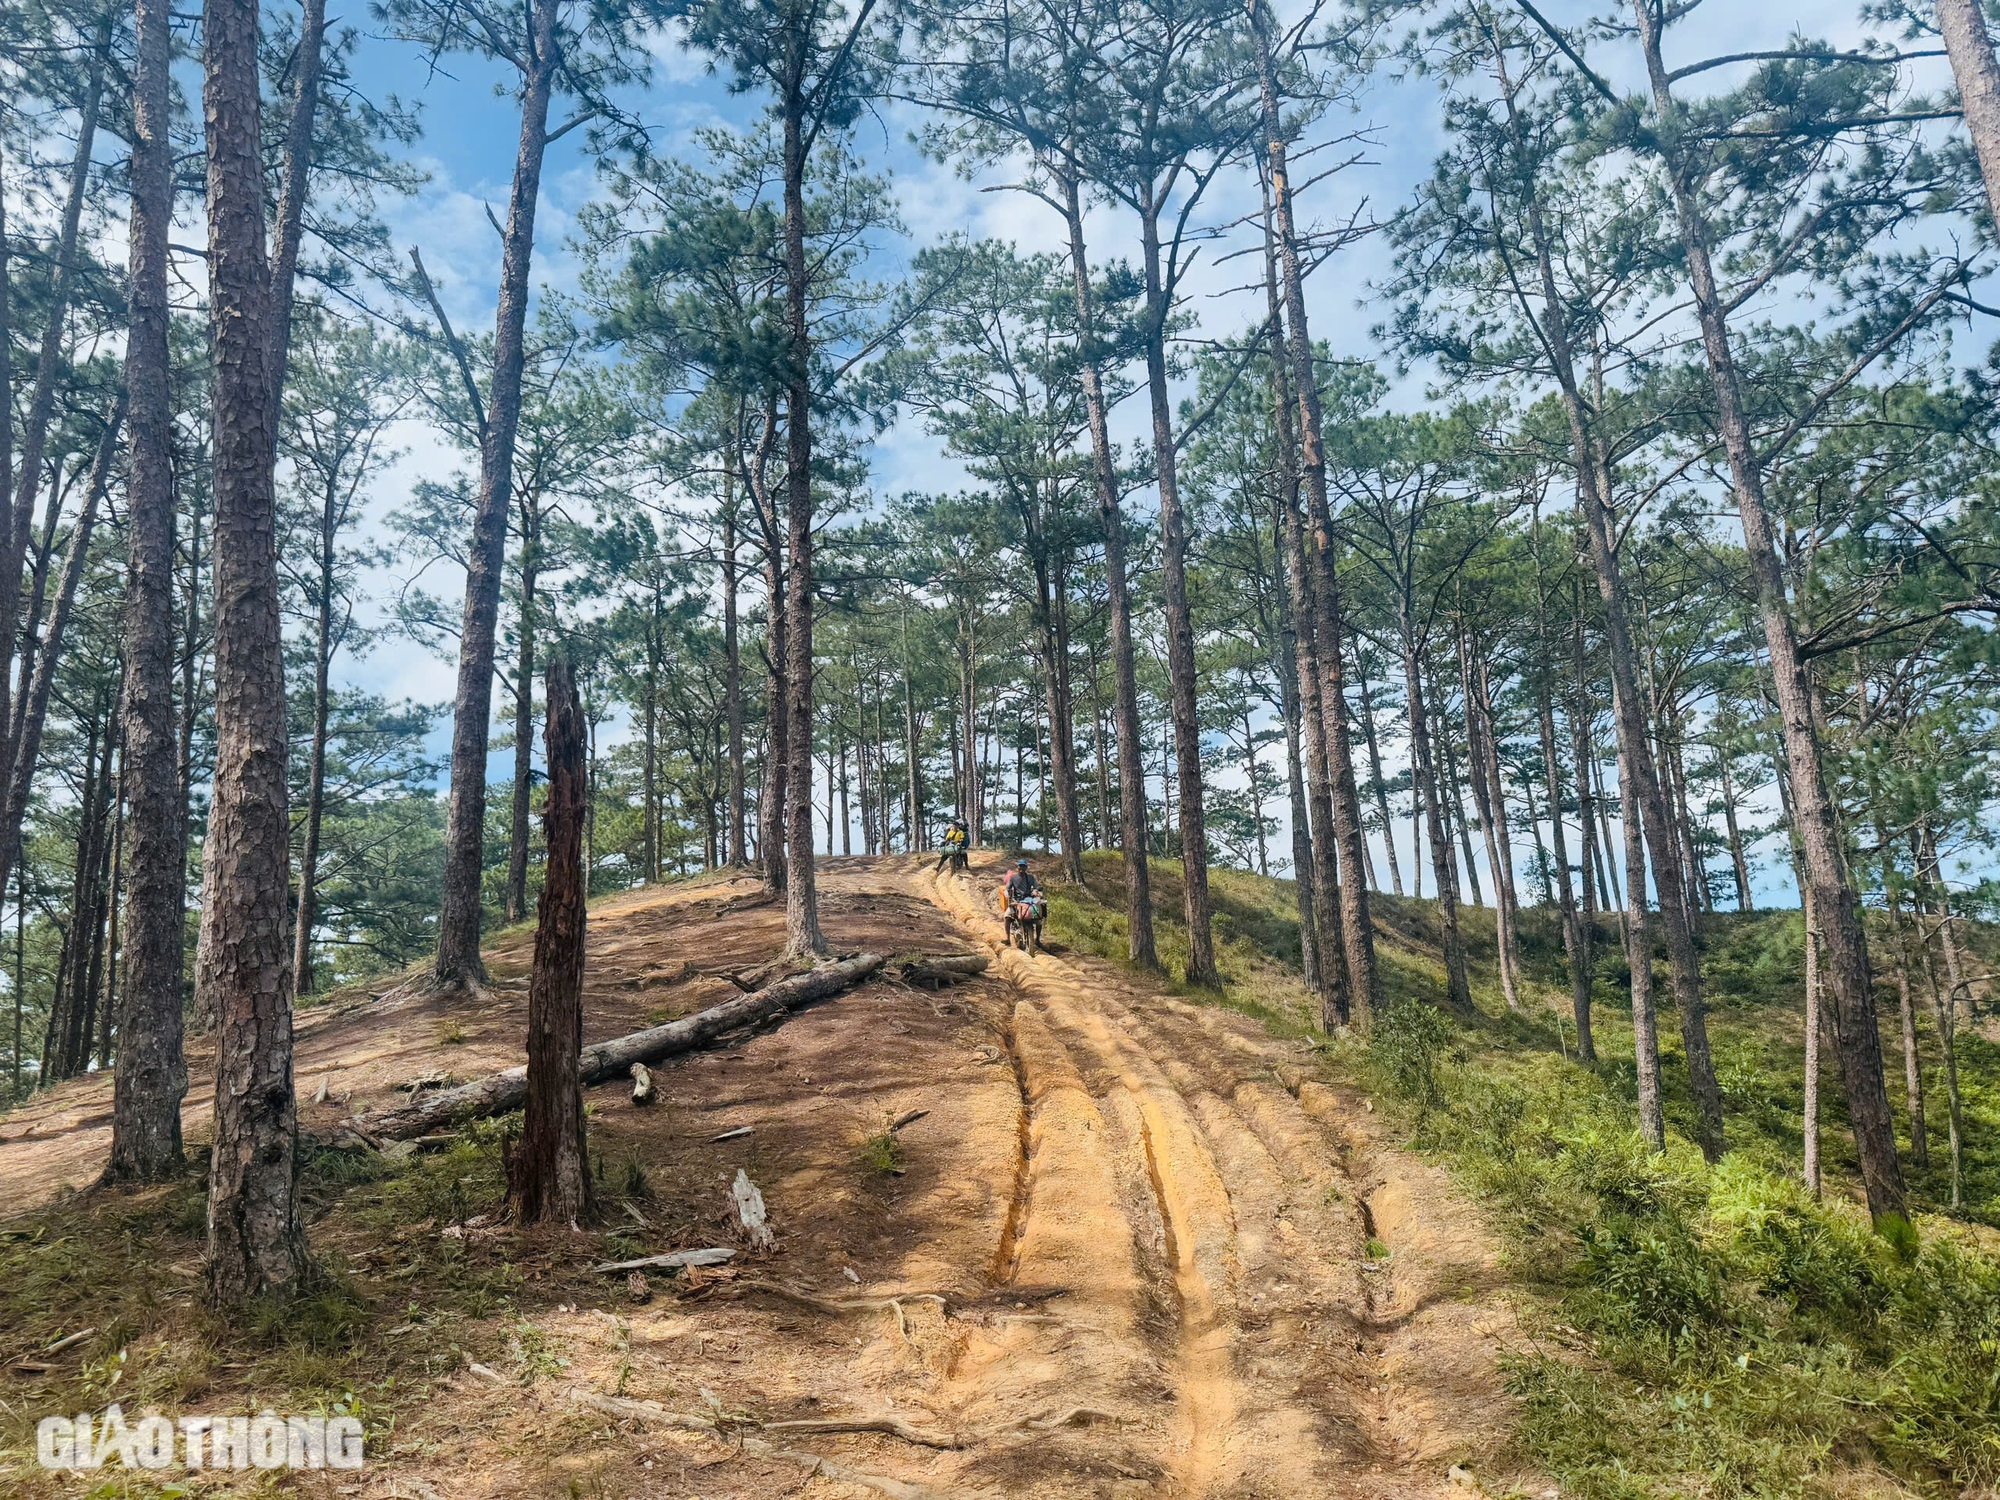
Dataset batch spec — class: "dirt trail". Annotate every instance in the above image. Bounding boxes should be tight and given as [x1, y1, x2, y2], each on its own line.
[1, 856, 1537, 1499]
[917, 855, 1535, 1499]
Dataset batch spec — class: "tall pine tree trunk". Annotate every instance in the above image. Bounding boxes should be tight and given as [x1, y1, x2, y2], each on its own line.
[292, 471, 339, 996]
[201, 0, 307, 1305]
[1531, 520, 1594, 1061]
[1463, 635, 1521, 1011]
[506, 501, 539, 923]
[0, 19, 108, 794]
[1938, 0, 2000, 223]
[1618, 725, 1667, 1150]
[1060, 167, 1154, 967]
[0, 30, 110, 900]
[1263, 181, 1339, 1019]
[781, 91, 825, 959]
[108, 0, 187, 1179]
[724, 478, 747, 864]
[434, 0, 558, 988]
[264, 0, 326, 432]
[1633, 0, 1897, 1211]
[1251, 11, 1378, 1019]
[3, 399, 128, 905]
[508, 653, 591, 1224]
[1401, 621, 1472, 1013]
[1137, 195, 1218, 986]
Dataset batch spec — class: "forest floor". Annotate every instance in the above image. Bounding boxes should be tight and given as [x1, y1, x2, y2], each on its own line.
[0, 852, 1542, 1499]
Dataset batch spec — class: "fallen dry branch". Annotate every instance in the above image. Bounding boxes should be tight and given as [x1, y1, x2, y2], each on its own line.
[344, 952, 886, 1141]
[723, 1277, 949, 1318]
[762, 1415, 962, 1449]
[564, 1387, 963, 1500]
[593, 1246, 736, 1274]
[896, 953, 989, 989]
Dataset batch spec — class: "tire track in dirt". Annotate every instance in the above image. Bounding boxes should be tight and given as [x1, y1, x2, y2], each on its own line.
[908, 856, 1537, 1499]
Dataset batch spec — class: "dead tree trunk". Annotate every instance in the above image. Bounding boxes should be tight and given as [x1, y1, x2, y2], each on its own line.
[108, 0, 188, 1180]
[508, 653, 592, 1225]
[434, 0, 559, 989]
[201, 0, 308, 1306]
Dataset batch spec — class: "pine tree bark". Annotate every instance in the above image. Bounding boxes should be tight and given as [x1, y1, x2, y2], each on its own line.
[1617, 722, 1667, 1151]
[1262, 182, 1340, 1019]
[1250, 13, 1378, 1019]
[201, 0, 308, 1306]
[264, 0, 327, 434]
[1938, 0, 2000, 224]
[1, 397, 128, 906]
[1137, 195, 1218, 987]
[723, 478, 747, 864]
[434, 0, 559, 988]
[108, 0, 188, 1168]
[1719, 750, 1753, 911]
[1879, 830, 1928, 1170]
[1353, 651, 1400, 896]
[1273, 532, 1322, 996]
[1028, 531, 1085, 882]
[1633, 0, 1899, 1213]
[780, 91, 825, 959]
[1400, 624, 1473, 1014]
[1531, 525, 1593, 1061]
[506, 496, 540, 923]
[1463, 635, 1522, 1012]
[0, 19, 109, 792]
[293, 463, 340, 998]
[1059, 167, 1154, 967]
[508, 652, 591, 1224]
[902, 610, 925, 851]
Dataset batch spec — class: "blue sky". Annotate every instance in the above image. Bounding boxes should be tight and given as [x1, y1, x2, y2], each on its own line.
[327, 0, 1970, 907]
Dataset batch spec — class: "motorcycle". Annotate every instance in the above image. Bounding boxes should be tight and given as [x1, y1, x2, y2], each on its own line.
[1004, 892, 1048, 954]
[943, 827, 969, 873]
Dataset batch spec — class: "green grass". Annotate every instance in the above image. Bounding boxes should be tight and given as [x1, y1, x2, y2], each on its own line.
[1042, 849, 2000, 1498]
[861, 1130, 905, 1176]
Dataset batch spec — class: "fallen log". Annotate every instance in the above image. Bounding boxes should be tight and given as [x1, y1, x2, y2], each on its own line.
[344, 952, 886, 1141]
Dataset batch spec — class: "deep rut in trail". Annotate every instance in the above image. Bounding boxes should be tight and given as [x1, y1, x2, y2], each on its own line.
[914, 855, 1536, 1499]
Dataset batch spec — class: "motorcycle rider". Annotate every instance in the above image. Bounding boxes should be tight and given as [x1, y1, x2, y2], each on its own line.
[936, 814, 969, 873]
[1003, 858, 1041, 909]
[1002, 858, 1044, 945]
